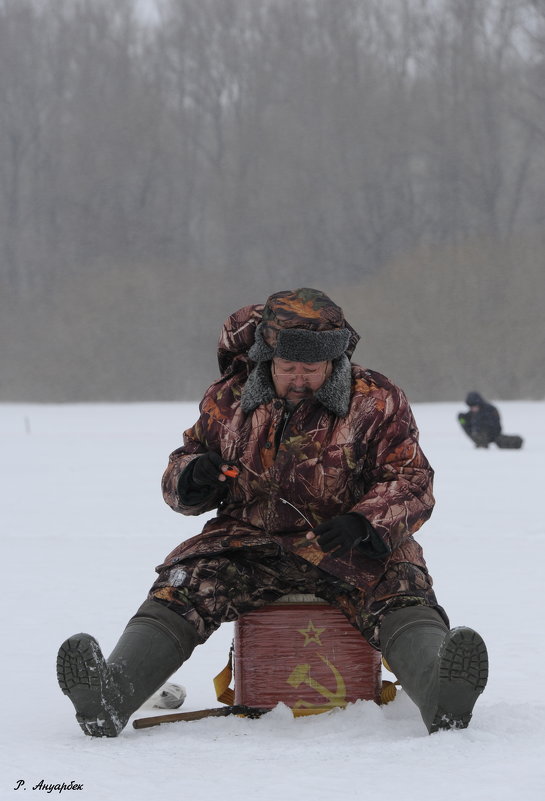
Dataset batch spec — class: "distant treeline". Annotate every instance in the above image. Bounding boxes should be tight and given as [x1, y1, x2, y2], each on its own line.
[1, 0, 544, 402]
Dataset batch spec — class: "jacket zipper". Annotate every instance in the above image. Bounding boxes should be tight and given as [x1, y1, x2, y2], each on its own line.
[267, 401, 304, 533]
[274, 400, 303, 452]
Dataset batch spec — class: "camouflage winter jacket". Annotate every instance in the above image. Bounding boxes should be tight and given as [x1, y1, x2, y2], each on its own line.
[161, 305, 435, 593]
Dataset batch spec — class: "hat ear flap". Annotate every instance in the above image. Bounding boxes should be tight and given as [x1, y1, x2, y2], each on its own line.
[314, 355, 352, 417]
[248, 323, 275, 362]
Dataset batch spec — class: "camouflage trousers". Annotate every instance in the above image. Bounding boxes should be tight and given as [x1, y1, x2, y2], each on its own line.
[149, 543, 446, 650]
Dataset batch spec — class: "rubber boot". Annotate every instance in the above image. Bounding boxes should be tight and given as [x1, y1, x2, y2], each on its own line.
[380, 606, 488, 734]
[57, 599, 200, 737]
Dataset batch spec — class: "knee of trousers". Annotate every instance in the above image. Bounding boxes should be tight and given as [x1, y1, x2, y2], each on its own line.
[379, 605, 448, 654]
[130, 598, 203, 660]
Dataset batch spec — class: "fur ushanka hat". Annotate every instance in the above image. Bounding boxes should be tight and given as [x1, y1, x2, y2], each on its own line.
[248, 287, 351, 364]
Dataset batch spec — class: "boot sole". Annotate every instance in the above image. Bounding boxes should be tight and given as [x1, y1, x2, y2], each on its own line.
[429, 627, 488, 733]
[56, 634, 123, 737]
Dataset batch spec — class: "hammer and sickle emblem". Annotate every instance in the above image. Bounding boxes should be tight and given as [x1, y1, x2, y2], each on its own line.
[286, 652, 347, 709]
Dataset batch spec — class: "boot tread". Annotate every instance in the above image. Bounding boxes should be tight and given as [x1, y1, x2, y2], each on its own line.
[56, 634, 123, 738]
[430, 627, 488, 733]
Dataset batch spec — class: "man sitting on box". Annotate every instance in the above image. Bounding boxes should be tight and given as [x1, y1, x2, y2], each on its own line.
[57, 287, 488, 737]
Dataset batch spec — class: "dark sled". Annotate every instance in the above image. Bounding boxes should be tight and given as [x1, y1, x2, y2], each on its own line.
[496, 434, 523, 449]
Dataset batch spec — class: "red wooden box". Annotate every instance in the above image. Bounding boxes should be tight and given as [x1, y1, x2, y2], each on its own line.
[234, 594, 382, 712]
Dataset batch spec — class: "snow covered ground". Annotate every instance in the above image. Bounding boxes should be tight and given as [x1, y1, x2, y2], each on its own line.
[1, 400, 544, 801]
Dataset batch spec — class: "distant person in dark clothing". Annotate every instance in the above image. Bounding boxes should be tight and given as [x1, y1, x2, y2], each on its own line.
[458, 392, 523, 449]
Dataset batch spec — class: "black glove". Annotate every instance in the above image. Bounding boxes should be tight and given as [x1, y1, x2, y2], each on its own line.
[313, 513, 391, 560]
[313, 514, 370, 557]
[191, 451, 228, 488]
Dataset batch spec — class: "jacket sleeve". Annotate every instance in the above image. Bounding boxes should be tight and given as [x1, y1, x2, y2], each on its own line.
[350, 388, 435, 553]
[161, 418, 226, 516]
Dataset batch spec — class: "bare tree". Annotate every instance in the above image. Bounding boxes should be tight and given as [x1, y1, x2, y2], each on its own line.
[1, 0, 544, 401]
